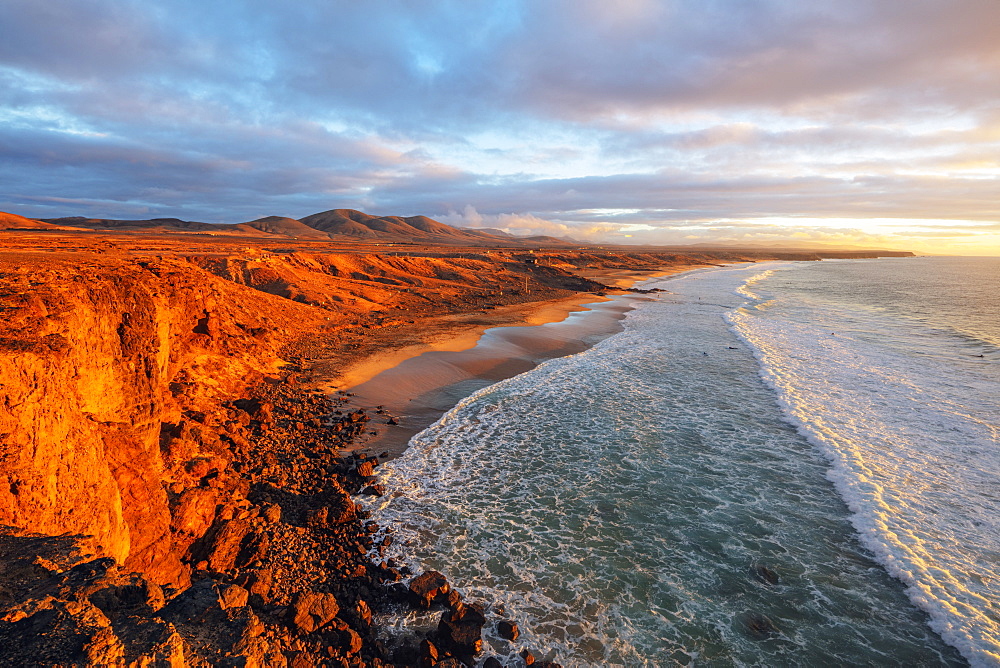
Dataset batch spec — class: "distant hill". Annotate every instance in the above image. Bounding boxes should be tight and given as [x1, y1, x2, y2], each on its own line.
[239, 216, 330, 238]
[0, 212, 72, 230]
[468, 227, 514, 238]
[6, 207, 575, 246]
[299, 208, 507, 244]
[523, 235, 578, 244]
[42, 216, 222, 231]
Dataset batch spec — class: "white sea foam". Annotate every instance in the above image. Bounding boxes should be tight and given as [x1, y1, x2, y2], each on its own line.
[367, 261, 972, 667]
[727, 260, 1000, 666]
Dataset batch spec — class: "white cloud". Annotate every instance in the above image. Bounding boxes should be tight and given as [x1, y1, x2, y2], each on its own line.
[440, 205, 622, 240]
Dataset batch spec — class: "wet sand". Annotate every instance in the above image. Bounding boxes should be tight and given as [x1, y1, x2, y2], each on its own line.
[346, 295, 646, 455]
[337, 267, 695, 456]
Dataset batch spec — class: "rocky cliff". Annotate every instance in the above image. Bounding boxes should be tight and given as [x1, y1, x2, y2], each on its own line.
[0, 254, 329, 589]
[0, 240, 914, 665]
[0, 245, 606, 666]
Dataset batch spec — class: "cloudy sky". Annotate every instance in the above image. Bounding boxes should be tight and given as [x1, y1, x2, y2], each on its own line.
[2, 1, 999, 253]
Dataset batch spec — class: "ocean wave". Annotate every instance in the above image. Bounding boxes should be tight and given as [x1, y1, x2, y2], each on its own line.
[365, 262, 968, 667]
[727, 264, 1000, 666]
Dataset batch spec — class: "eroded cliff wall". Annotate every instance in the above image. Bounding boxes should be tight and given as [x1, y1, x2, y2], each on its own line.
[0, 248, 601, 590]
[0, 255, 326, 587]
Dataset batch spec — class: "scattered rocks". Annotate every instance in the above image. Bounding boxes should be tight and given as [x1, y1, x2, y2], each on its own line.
[438, 601, 487, 655]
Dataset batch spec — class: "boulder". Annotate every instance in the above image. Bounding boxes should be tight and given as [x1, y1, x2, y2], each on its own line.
[89, 573, 166, 616]
[419, 638, 439, 667]
[188, 518, 269, 571]
[291, 592, 340, 634]
[356, 599, 373, 627]
[339, 626, 364, 655]
[408, 570, 450, 608]
[171, 487, 219, 539]
[437, 602, 486, 655]
[738, 611, 780, 640]
[751, 562, 779, 586]
[355, 460, 377, 478]
[159, 578, 235, 623]
[262, 503, 282, 524]
[218, 584, 249, 610]
[497, 618, 519, 641]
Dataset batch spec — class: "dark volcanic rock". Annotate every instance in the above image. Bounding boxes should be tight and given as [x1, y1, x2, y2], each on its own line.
[89, 573, 166, 616]
[737, 611, 780, 640]
[751, 562, 780, 586]
[435, 658, 465, 668]
[437, 602, 487, 655]
[419, 637, 440, 666]
[497, 618, 520, 641]
[159, 578, 240, 623]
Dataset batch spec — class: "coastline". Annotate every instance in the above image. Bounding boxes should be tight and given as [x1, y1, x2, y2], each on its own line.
[325, 266, 694, 457]
[0, 239, 931, 666]
[365, 257, 976, 667]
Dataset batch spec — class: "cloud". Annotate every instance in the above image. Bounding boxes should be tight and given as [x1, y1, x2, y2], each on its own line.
[439, 205, 622, 240]
[0, 0, 997, 252]
[498, 1, 1000, 122]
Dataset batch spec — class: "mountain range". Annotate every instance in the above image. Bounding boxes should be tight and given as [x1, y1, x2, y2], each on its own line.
[0, 208, 575, 247]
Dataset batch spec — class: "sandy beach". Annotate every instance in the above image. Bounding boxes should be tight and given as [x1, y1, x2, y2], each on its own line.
[330, 266, 694, 456]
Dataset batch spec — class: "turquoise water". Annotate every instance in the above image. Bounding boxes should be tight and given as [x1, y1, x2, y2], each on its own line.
[370, 257, 999, 666]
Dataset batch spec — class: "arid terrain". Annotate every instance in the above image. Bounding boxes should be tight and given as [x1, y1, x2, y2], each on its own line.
[0, 211, 912, 667]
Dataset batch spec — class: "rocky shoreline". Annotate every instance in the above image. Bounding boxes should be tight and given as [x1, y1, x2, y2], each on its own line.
[0, 240, 915, 667]
[0, 364, 562, 667]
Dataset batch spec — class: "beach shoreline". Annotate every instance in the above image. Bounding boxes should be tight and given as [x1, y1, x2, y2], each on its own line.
[315, 266, 695, 457]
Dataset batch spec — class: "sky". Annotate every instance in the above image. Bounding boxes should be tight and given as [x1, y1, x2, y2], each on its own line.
[1, 1, 999, 254]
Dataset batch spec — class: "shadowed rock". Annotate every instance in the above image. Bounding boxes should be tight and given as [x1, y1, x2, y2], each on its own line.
[751, 561, 780, 586]
[498, 618, 520, 641]
[737, 611, 781, 640]
[438, 602, 487, 655]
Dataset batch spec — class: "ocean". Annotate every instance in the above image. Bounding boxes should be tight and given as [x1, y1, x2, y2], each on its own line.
[369, 256, 999, 667]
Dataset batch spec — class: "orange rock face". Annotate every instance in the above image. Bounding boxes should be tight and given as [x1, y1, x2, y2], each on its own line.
[0, 254, 326, 587]
[0, 238, 622, 592]
[0, 241, 595, 595]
